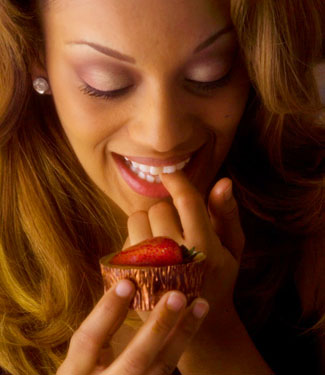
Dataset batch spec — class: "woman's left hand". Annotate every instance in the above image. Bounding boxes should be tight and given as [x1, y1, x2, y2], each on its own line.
[123, 171, 276, 374]
[124, 170, 245, 330]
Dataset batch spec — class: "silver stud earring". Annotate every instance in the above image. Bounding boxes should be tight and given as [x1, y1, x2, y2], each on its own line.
[33, 77, 50, 94]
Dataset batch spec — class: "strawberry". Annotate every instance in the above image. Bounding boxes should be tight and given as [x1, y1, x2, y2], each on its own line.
[110, 237, 196, 267]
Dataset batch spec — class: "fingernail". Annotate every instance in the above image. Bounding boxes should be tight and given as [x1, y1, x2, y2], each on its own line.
[223, 182, 232, 201]
[115, 280, 134, 298]
[167, 292, 186, 312]
[192, 300, 209, 319]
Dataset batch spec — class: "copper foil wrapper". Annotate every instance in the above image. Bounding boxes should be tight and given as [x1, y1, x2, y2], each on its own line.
[100, 253, 207, 311]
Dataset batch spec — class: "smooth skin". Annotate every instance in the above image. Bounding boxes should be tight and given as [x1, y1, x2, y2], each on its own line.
[57, 280, 208, 375]
[57, 171, 273, 374]
[34, 0, 275, 373]
[36, 0, 250, 218]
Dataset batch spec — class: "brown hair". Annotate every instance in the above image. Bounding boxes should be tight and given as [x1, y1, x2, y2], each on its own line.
[0, 1, 125, 373]
[0, 0, 324, 374]
[228, 0, 325, 329]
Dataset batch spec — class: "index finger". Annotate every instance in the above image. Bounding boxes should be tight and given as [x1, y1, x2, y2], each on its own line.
[160, 171, 220, 250]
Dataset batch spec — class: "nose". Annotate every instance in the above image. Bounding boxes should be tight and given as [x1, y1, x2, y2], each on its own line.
[128, 83, 193, 153]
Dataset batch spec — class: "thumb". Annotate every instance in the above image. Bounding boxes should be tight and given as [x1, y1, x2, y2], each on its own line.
[208, 178, 245, 261]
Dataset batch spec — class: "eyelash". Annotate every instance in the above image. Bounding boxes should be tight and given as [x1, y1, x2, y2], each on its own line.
[79, 71, 232, 101]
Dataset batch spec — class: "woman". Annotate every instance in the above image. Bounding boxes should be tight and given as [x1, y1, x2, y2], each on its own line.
[0, 0, 324, 374]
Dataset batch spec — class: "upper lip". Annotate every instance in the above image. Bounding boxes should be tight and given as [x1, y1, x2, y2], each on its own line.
[115, 152, 195, 167]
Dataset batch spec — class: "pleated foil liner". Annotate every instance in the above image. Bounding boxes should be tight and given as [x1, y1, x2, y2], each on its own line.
[100, 253, 207, 311]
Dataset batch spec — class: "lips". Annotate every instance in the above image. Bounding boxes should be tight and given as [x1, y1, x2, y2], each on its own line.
[124, 153, 193, 167]
[112, 148, 202, 198]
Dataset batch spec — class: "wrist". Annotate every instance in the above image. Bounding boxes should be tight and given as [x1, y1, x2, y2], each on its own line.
[178, 306, 274, 375]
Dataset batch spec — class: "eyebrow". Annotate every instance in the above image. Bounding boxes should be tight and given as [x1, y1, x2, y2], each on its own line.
[194, 25, 234, 53]
[66, 24, 234, 64]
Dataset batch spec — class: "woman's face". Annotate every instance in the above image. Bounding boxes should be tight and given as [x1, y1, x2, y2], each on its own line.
[38, 0, 250, 216]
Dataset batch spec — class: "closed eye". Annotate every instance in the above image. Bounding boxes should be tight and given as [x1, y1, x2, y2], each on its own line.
[185, 70, 232, 92]
[79, 70, 232, 101]
[78, 83, 132, 100]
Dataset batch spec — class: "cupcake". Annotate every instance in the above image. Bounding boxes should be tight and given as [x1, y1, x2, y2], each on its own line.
[100, 237, 206, 311]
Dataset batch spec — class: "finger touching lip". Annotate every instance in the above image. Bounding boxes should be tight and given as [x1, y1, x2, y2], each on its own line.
[159, 170, 194, 197]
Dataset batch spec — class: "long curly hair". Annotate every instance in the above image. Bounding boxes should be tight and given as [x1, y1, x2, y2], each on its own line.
[0, 0, 324, 374]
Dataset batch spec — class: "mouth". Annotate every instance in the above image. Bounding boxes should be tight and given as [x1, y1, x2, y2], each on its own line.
[123, 155, 191, 183]
[112, 147, 204, 198]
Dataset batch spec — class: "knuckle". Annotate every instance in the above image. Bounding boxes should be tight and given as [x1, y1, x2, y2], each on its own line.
[70, 325, 97, 352]
[153, 311, 174, 335]
[121, 350, 148, 374]
[223, 202, 238, 220]
[127, 210, 148, 225]
[174, 192, 203, 211]
[149, 201, 173, 216]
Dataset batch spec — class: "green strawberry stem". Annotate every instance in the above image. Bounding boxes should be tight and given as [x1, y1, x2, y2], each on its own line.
[180, 245, 200, 263]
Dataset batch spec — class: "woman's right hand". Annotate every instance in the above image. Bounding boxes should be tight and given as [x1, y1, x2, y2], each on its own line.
[56, 279, 209, 375]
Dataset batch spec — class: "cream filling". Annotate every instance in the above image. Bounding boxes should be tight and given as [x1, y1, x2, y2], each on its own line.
[124, 156, 191, 184]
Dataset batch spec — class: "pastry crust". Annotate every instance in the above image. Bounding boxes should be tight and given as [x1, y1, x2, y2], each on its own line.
[100, 252, 207, 311]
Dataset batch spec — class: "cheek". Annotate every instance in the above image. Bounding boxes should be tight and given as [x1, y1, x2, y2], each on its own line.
[48, 60, 126, 148]
[51, 85, 124, 149]
[197, 75, 250, 161]
[210, 62, 249, 131]
[201, 86, 250, 140]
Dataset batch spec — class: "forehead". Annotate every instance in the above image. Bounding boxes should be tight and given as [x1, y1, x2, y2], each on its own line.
[45, 0, 229, 20]
[42, 0, 231, 52]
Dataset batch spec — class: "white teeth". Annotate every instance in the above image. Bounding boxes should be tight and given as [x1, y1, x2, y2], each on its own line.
[146, 174, 155, 183]
[139, 164, 151, 173]
[163, 165, 177, 174]
[130, 165, 138, 173]
[124, 156, 191, 183]
[132, 161, 140, 168]
[138, 171, 146, 180]
[149, 166, 162, 175]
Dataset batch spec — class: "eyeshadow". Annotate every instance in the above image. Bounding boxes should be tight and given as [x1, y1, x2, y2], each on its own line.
[74, 63, 131, 91]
